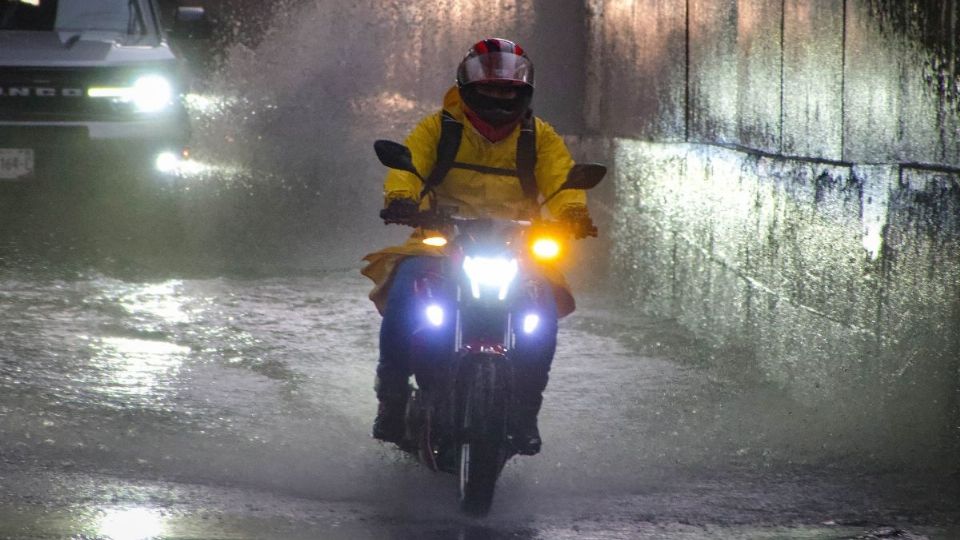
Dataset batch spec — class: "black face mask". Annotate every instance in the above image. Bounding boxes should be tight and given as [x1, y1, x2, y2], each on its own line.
[460, 85, 533, 127]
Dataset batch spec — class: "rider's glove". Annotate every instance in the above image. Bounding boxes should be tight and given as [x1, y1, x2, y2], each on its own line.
[560, 205, 597, 239]
[380, 198, 419, 225]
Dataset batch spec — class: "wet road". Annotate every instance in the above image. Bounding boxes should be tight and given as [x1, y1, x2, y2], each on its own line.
[1, 0, 958, 535]
[0, 246, 957, 539]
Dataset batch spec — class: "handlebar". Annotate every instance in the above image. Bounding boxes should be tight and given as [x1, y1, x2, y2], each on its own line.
[380, 210, 599, 238]
[380, 210, 533, 228]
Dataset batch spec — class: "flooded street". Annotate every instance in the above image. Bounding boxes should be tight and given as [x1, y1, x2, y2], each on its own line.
[1, 0, 958, 537]
[0, 243, 956, 538]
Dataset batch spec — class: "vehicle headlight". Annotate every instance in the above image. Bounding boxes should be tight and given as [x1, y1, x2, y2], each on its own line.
[131, 75, 173, 112]
[155, 152, 180, 173]
[89, 74, 174, 113]
[462, 256, 518, 301]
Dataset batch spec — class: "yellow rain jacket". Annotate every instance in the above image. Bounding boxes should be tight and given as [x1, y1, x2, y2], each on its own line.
[361, 86, 587, 317]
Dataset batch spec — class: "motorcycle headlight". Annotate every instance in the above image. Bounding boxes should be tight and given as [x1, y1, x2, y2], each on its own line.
[89, 75, 174, 113]
[462, 256, 518, 301]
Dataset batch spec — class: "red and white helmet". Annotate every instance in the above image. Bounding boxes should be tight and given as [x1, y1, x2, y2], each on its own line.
[456, 38, 534, 126]
[456, 38, 535, 89]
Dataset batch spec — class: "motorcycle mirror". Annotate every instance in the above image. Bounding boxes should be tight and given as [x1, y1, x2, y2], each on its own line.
[540, 163, 607, 207]
[563, 163, 607, 191]
[374, 140, 424, 181]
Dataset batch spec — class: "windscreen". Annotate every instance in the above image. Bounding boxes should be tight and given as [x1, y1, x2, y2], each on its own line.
[0, 0, 150, 34]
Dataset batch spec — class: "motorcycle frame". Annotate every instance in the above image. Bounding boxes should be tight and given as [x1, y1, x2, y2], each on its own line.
[405, 226, 543, 471]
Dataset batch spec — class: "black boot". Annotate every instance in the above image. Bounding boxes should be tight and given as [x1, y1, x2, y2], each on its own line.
[511, 361, 549, 456]
[510, 402, 543, 455]
[372, 376, 408, 444]
[372, 398, 406, 443]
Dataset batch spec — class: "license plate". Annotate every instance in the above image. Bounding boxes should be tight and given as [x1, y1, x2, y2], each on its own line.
[0, 149, 35, 180]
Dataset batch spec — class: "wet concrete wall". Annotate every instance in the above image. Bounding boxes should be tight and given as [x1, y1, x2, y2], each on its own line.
[585, 0, 960, 459]
[586, 0, 960, 164]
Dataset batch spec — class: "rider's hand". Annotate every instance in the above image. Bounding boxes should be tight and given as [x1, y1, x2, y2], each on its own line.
[560, 205, 597, 239]
[380, 198, 419, 224]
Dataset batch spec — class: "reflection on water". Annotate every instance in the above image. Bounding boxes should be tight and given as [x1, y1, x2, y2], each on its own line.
[89, 336, 189, 397]
[120, 281, 191, 325]
[97, 507, 165, 540]
[85, 280, 193, 399]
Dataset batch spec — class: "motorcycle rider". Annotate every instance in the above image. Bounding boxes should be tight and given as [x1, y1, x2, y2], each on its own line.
[362, 38, 595, 456]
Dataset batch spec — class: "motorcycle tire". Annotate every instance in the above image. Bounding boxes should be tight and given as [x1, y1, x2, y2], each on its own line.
[457, 355, 510, 516]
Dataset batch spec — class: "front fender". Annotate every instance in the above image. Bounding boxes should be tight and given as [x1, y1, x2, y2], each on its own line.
[455, 352, 513, 444]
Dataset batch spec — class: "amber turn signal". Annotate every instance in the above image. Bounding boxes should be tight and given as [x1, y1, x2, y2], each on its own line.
[422, 236, 448, 247]
[531, 237, 561, 260]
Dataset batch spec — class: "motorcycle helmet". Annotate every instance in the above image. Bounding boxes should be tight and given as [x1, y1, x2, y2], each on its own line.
[456, 38, 534, 127]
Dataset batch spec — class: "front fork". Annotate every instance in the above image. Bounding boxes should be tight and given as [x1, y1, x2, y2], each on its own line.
[409, 265, 553, 425]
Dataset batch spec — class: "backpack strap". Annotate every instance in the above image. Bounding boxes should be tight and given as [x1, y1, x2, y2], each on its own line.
[426, 108, 539, 203]
[423, 109, 463, 194]
[515, 110, 538, 201]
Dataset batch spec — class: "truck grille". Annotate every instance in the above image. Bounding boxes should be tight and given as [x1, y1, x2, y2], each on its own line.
[0, 67, 151, 122]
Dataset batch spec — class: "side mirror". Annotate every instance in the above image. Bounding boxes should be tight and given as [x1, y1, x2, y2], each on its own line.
[171, 7, 212, 40]
[562, 163, 606, 191]
[374, 140, 425, 182]
[541, 163, 607, 206]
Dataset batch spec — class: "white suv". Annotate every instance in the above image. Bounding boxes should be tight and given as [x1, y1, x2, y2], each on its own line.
[0, 0, 207, 183]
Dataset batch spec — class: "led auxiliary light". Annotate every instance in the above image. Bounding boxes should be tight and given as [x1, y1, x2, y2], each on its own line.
[89, 75, 173, 113]
[531, 237, 561, 260]
[426, 304, 444, 327]
[523, 314, 540, 334]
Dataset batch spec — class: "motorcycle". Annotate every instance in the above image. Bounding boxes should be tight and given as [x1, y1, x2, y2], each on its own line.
[373, 139, 605, 515]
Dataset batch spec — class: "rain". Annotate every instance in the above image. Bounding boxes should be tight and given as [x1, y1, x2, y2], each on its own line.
[0, 0, 958, 538]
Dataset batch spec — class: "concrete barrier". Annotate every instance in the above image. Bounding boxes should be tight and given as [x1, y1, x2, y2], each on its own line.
[607, 139, 959, 460]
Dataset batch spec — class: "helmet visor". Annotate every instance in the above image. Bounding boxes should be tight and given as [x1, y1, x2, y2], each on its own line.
[458, 52, 534, 87]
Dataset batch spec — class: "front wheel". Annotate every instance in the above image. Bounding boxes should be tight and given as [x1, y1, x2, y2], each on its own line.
[459, 440, 502, 515]
[457, 356, 510, 516]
